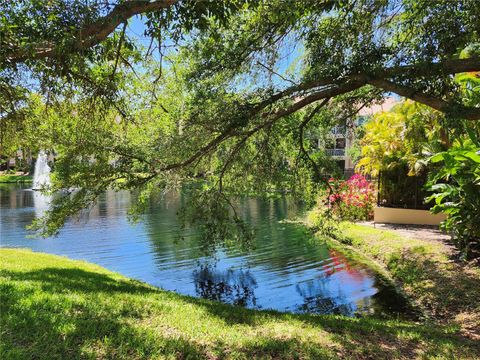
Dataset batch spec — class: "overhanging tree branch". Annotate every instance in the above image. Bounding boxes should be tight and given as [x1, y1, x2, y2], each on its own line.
[260, 57, 480, 106]
[252, 57, 480, 120]
[375, 57, 480, 79]
[368, 78, 480, 120]
[158, 81, 364, 175]
[162, 56, 480, 175]
[7, 0, 177, 63]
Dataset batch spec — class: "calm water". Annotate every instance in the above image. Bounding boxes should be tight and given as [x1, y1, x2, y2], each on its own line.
[0, 184, 407, 317]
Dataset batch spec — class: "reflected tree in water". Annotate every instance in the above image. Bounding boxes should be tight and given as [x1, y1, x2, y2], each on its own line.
[193, 264, 257, 307]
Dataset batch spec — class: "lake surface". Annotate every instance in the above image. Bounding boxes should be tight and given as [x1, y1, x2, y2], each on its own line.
[0, 184, 408, 317]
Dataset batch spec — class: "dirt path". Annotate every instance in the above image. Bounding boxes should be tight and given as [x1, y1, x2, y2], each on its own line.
[358, 221, 452, 245]
[358, 221, 461, 258]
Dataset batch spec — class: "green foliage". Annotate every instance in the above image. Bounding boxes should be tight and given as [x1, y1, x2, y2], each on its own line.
[306, 207, 345, 242]
[356, 110, 406, 176]
[356, 100, 449, 177]
[355, 59, 480, 257]
[426, 140, 480, 259]
[2, 1, 480, 237]
[345, 123, 366, 165]
[0, 93, 44, 160]
[0, 174, 32, 183]
[177, 187, 254, 253]
[356, 94, 480, 258]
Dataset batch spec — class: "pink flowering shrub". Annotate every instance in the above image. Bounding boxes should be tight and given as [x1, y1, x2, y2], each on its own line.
[327, 174, 375, 220]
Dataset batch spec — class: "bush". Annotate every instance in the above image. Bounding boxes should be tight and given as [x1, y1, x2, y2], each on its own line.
[327, 174, 375, 221]
[426, 141, 480, 260]
[306, 206, 347, 241]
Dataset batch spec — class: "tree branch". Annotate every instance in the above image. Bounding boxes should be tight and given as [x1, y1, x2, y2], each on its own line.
[368, 78, 480, 120]
[252, 57, 480, 120]
[156, 55, 480, 177]
[7, 0, 177, 63]
[158, 81, 360, 175]
[377, 57, 480, 79]
[111, 22, 127, 80]
[256, 61, 297, 85]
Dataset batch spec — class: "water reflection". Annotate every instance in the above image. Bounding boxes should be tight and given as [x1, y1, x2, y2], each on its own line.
[193, 263, 257, 307]
[0, 184, 411, 317]
[33, 190, 50, 218]
[295, 250, 377, 316]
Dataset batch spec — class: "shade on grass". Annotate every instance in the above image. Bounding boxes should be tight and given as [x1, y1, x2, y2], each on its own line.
[340, 223, 480, 333]
[1, 248, 479, 359]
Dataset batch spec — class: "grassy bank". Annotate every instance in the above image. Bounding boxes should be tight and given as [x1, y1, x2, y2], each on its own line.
[336, 223, 480, 338]
[1, 249, 479, 359]
[0, 174, 33, 183]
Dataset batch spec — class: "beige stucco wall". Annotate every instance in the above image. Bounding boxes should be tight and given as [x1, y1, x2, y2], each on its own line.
[374, 207, 446, 226]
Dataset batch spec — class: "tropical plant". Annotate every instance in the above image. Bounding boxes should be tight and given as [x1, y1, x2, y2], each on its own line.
[425, 53, 480, 259]
[327, 174, 375, 221]
[355, 99, 452, 177]
[426, 140, 480, 259]
[355, 110, 406, 176]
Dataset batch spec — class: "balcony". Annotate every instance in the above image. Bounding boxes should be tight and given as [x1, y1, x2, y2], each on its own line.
[325, 148, 345, 157]
[331, 126, 346, 137]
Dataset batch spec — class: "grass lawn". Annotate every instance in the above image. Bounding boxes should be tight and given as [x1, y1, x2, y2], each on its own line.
[1, 249, 479, 359]
[338, 223, 480, 339]
[0, 174, 33, 183]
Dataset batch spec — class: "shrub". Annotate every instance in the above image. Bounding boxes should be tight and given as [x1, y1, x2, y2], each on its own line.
[426, 141, 480, 260]
[306, 206, 347, 241]
[327, 174, 375, 221]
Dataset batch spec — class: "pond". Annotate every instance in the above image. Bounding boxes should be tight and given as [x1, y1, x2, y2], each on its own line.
[0, 184, 409, 317]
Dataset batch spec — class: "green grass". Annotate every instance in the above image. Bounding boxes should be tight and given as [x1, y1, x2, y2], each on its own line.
[337, 223, 480, 337]
[0, 174, 33, 183]
[1, 249, 479, 359]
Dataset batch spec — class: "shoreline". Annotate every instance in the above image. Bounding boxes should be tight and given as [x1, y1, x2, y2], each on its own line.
[319, 222, 480, 339]
[0, 174, 33, 183]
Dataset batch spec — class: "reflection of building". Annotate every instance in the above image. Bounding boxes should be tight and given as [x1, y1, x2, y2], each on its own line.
[322, 97, 398, 176]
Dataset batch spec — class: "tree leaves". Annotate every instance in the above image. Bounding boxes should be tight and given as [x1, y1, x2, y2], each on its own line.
[426, 140, 480, 258]
[3, 0, 480, 240]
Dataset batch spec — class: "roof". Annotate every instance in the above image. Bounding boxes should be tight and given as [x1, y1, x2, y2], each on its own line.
[358, 97, 398, 116]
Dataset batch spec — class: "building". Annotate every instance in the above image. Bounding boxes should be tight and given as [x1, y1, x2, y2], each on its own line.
[322, 97, 398, 177]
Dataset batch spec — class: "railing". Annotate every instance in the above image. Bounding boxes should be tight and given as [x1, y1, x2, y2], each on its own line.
[377, 168, 431, 210]
[325, 148, 345, 157]
[331, 126, 346, 135]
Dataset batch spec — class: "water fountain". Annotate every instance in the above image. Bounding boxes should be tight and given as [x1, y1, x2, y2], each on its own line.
[32, 151, 51, 190]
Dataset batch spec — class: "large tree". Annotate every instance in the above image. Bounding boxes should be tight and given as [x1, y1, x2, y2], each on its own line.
[1, 0, 479, 236]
